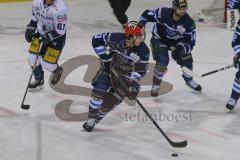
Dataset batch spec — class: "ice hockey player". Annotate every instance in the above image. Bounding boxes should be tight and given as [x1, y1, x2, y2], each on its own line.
[139, 0, 202, 97]
[108, 0, 131, 27]
[83, 21, 149, 132]
[226, 19, 240, 111]
[25, 0, 67, 91]
[227, 0, 240, 30]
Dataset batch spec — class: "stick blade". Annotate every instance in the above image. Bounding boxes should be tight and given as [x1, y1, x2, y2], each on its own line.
[21, 104, 30, 110]
[170, 140, 187, 148]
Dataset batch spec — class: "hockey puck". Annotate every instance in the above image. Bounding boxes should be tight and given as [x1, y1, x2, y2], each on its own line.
[171, 153, 178, 157]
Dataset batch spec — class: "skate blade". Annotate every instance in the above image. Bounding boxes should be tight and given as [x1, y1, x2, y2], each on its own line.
[28, 85, 44, 92]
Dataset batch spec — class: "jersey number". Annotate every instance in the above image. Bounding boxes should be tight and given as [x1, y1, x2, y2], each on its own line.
[57, 23, 66, 31]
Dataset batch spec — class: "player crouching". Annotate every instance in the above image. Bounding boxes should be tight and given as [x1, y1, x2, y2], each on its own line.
[83, 21, 150, 132]
[25, 0, 67, 91]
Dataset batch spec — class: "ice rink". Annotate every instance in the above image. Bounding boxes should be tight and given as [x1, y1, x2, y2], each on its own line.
[0, 0, 240, 160]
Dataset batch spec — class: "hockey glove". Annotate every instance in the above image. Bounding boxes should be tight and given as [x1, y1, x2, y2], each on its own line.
[171, 44, 185, 61]
[171, 44, 192, 64]
[130, 72, 141, 82]
[25, 20, 37, 43]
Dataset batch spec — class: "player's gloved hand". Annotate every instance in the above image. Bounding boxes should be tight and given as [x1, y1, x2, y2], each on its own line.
[130, 72, 141, 82]
[171, 44, 185, 61]
[99, 54, 112, 74]
[171, 44, 192, 64]
[234, 54, 240, 69]
[25, 24, 36, 43]
[125, 72, 141, 100]
[94, 46, 108, 62]
[128, 87, 140, 100]
[99, 54, 112, 63]
[128, 84, 141, 100]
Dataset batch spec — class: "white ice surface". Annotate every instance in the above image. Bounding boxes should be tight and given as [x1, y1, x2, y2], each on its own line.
[0, 0, 240, 160]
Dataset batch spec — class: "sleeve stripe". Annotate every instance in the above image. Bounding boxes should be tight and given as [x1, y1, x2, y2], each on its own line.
[179, 43, 192, 54]
[234, 48, 240, 54]
[104, 32, 111, 44]
[154, 8, 160, 23]
[185, 30, 196, 35]
[235, 31, 240, 36]
[157, 8, 161, 19]
[234, 81, 240, 88]
[233, 45, 240, 50]
[139, 16, 147, 21]
[94, 46, 106, 56]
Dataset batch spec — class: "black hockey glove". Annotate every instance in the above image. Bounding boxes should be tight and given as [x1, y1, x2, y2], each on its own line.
[171, 44, 185, 61]
[234, 54, 240, 69]
[100, 55, 112, 74]
[25, 20, 37, 43]
[42, 30, 62, 46]
[171, 44, 192, 64]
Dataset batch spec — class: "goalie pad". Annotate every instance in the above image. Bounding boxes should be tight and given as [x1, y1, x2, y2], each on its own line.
[227, 9, 240, 31]
[110, 53, 147, 100]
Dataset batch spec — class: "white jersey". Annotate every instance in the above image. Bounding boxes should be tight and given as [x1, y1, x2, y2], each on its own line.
[31, 0, 67, 36]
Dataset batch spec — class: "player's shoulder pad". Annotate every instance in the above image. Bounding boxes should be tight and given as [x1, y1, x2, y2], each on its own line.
[183, 13, 196, 31]
[32, 0, 41, 7]
[159, 7, 174, 19]
[53, 0, 67, 12]
[108, 32, 125, 43]
[160, 7, 174, 13]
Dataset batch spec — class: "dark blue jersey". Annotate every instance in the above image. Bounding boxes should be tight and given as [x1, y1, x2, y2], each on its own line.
[139, 7, 196, 54]
[232, 20, 240, 54]
[92, 32, 150, 62]
[228, 0, 240, 10]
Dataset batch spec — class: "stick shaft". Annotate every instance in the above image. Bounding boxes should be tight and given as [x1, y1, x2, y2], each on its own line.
[135, 99, 173, 143]
[21, 37, 42, 108]
[111, 68, 187, 147]
[201, 64, 234, 77]
[21, 72, 34, 106]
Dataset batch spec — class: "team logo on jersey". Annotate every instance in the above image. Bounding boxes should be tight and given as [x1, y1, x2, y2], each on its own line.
[177, 25, 186, 34]
[166, 29, 183, 40]
[37, 12, 54, 21]
[57, 14, 67, 23]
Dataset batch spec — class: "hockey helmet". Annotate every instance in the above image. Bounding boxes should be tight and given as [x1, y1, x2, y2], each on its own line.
[124, 21, 144, 38]
[172, 0, 188, 9]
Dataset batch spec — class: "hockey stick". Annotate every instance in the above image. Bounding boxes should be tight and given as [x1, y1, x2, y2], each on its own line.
[111, 69, 187, 148]
[181, 64, 234, 78]
[21, 38, 43, 110]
